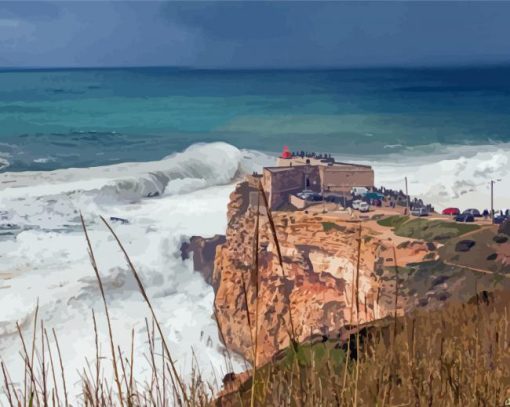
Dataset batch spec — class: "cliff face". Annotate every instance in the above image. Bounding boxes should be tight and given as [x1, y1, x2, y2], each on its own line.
[211, 178, 425, 365]
[179, 178, 510, 388]
[181, 235, 226, 288]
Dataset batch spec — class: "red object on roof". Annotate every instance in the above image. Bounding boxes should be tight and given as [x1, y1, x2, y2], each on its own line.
[281, 146, 292, 159]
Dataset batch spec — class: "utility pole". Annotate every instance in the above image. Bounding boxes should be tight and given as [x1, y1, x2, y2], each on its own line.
[405, 176, 410, 215]
[490, 179, 503, 223]
[491, 179, 494, 224]
[490, 179, 503, 224]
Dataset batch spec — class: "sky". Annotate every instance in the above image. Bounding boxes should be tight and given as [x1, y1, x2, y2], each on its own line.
[1, 1, 510, 69]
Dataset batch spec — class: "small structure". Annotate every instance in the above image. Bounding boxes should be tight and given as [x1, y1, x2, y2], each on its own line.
[263, 147, 375, 210]
[281, 145, 292, 159]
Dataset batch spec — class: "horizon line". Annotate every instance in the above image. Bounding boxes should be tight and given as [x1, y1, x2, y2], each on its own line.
[2, 61, 510, 73]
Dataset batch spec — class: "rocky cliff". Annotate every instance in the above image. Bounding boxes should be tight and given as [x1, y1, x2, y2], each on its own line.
[182, 176, 510, 368]
[209, 177, 435, 365]
[181, 235, 226, 288]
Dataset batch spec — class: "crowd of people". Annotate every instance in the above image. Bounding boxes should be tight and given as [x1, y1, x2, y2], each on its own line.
[291, 151, 335, 162]
[370, 186, 434, 213]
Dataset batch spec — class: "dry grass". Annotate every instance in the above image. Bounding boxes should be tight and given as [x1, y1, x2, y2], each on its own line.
[2, 209, 510, 406]
[219, 290, 510, 406]
[217, 189, 510, 406]
[1, 216, 212, 407]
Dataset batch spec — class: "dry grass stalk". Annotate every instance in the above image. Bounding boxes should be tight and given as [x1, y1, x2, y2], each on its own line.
[80, 214, 124, 407]
[52, 328, 68, 407]
[353, 224, 363, 407]
[99, 215, 189, 406]
[5, 211, 510, 406]
[257, 181, 297, 344]
[249, 192, 260, 407]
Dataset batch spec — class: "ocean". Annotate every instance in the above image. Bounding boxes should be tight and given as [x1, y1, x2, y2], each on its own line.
[2, 66, 510, 172]
[1, 66, 510, 401]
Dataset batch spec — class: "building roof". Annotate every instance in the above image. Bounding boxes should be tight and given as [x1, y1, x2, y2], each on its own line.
[279, 156, 372, 169]
[264, 166, 297, 173]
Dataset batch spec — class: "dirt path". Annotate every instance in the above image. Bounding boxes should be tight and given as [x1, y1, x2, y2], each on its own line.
[443, 259, 507, 277]
[363, 219, 423, 246]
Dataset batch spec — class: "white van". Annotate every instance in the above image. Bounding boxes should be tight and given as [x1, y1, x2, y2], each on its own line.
[351, 187, 368, 196]
[358, 202, 370, 212]
[352, 200, 370, 212]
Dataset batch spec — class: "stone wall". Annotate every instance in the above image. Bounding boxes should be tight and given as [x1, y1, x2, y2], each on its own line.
[320, 166, 375, 193]
[263, 165, 320, 209]
[263, 163, 374, 209]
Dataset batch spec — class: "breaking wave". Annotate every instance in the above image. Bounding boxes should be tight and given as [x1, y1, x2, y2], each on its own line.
[0, 142, 269, 230]
[2, 140, 509, 404]
[0, 142, 271, 403]
[0, 157, 9, 171]
[372, 144, 510, 211]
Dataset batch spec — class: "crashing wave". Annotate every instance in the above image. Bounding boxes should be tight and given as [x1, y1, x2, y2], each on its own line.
[0, 157, 9, 171]
[375, 147, 510, 211]
[0, 142, 264, 401]
[0, 142, 271, 230]
[92, 143, 246, 204]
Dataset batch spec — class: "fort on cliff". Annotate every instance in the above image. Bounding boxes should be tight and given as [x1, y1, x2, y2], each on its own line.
[262, 146, 375, 210]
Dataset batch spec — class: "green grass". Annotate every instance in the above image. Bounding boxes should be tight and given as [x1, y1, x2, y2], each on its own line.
[378, 216, 479, 242]
[279, 340, 344, 371]
[384, 265, 414, 274]
[395, 218, 479, 242]
[322, 221, 346, 232]
[232, 339, 346, 404]
[377, 215, 409, 228]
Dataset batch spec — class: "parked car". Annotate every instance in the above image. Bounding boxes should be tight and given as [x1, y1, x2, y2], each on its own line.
[352, 200, 369, 212]
[297, 191, 322, 201]
[442, 207, 460, 216]
[455, 213, 475, 223]
[358, 202, 370, 213]
[462, 208, 481, 217]
[372, 199, 382, 207]
[411, 207, 429, 217]
[325, 195, 342, 203]
[365, 192, 384, 200]
[297, 191, 310, 200]
[494, 215, 508, 225]
[351, 187, 368, 196]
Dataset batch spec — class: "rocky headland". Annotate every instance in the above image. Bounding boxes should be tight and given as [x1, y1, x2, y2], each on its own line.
[181, 175, 510, 379]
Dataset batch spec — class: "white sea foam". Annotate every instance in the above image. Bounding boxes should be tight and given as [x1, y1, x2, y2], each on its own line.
[0, 157, 9, 170]
[33, 157, 55, 164]
[371, 144, 510, 212]
[0, 142, 272, 403]
[1, 140, 509, 403]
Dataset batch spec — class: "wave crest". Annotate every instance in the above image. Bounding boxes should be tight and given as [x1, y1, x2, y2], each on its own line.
[0, 142, 268, 230]
[93, 142, 244, 204]
[0, 157, 9, 171]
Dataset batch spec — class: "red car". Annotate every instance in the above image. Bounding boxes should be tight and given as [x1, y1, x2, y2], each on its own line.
[442, 207, 460, 216]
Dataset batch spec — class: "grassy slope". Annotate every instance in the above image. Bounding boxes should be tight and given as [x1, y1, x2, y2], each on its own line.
[378, 215, 510, 275]
[216, 214, 509, 406]
[321, 221, 347, 232]
[218, 291, 510, 406]
[377, 215, 480, 242]
[438, 226, 510, 274]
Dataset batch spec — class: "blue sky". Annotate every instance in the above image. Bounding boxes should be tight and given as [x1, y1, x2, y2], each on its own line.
[1, 1, 510, 68]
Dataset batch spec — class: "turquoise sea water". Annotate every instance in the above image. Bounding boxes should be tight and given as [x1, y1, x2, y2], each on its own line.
[1, 66, 510, 171]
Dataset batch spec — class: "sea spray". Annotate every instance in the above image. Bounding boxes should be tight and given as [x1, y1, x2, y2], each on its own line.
[0, 142, 270, 403]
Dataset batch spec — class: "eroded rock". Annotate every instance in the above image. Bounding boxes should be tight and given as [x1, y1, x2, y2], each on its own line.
[180, 235, 226, 287]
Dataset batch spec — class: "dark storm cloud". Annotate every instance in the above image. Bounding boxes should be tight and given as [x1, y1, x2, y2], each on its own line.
[1, 1, 510, 68]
